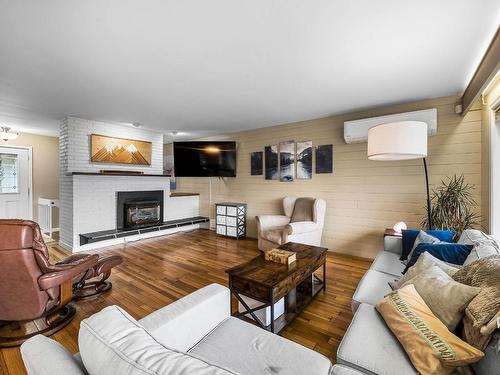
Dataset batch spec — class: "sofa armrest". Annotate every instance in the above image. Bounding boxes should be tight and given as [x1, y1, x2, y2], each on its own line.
[284, 221, 321, 236]
[255, 215, 290, 231]
[139, 283, 230, 352]
[21, 335, 87, 375]
[384, 236, 403, 255]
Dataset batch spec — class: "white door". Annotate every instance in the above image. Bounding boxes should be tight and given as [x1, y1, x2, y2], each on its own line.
[0, 147, 31, 219]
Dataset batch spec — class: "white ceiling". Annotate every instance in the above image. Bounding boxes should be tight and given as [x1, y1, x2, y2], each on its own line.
[0, 1, 499, 139]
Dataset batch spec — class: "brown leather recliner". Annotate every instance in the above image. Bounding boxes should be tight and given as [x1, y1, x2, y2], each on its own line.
[0, 220, 122, 347]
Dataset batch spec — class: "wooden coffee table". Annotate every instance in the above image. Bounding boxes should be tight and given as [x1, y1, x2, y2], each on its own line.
[225, 242, 327, 334]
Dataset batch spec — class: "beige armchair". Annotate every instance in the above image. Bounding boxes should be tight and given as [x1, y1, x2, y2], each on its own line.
[255, 197, 326, 251]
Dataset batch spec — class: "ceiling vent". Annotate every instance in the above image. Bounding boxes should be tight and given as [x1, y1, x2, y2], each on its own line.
[343, 108, 437, 144]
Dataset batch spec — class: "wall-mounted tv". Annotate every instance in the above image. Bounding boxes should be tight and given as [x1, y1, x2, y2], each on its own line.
[173, 141, 237, 177]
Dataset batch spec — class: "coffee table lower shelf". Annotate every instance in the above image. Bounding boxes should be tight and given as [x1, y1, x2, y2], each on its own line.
[231, 275, 325, 334]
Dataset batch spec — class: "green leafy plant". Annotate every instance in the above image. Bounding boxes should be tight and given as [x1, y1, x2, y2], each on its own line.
[422, 174, 480, 239]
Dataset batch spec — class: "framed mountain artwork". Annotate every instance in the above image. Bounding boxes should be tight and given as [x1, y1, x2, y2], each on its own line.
[90, 134, 152, 165]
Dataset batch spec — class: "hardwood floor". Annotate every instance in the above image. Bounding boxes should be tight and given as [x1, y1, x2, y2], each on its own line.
[0, 229, 371, 375]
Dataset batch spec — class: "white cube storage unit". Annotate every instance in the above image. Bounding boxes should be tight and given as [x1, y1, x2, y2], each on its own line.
[215, 202, 246, 239]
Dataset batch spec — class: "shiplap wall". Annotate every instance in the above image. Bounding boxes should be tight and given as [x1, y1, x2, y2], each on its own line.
[172, 95, 483, 259]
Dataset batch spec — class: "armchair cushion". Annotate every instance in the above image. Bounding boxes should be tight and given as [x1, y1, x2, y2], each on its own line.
[290, 197, 315, 222]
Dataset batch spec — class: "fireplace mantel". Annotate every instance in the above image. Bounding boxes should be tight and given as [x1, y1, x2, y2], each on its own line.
[70, 172, 170, 178]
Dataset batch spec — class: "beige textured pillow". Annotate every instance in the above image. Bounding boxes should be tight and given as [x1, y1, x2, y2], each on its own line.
[399, 266, 481, 331]
[376, 285, 484, 375]
[391, 251, 460, 290]
[452, 255, 500, 328]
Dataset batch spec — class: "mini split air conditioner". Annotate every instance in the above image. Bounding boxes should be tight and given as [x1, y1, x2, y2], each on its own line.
[343, 108, 437, 144]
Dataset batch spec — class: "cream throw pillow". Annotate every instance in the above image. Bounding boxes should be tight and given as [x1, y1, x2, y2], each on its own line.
[399, 266, 481, 331]
[390, 252, 460, 290]
[376, 285, 484, 375]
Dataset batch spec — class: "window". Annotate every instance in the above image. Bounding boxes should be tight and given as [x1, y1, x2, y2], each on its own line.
[0, 153, 19, 193]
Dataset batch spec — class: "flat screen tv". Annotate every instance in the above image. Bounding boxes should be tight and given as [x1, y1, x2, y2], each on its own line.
[173, 141, 237, 177]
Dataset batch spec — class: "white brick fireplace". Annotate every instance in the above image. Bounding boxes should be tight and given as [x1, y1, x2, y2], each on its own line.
[59, 117, 200, 252]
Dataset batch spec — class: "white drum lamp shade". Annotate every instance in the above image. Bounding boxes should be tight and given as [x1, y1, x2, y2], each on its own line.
[367, 121, 428, 161]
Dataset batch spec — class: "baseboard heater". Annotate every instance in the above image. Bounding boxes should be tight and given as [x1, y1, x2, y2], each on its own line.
[79, 216, 209, 245]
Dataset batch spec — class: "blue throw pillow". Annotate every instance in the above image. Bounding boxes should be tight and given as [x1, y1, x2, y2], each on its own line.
[400, 229, 455, 261]
[403, 243, 473, 273]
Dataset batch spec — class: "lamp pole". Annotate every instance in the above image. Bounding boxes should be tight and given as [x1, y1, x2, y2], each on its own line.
[423, 158, 433, 230]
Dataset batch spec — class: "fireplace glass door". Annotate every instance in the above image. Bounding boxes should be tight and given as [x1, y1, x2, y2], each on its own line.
[124, 200, 161, 228]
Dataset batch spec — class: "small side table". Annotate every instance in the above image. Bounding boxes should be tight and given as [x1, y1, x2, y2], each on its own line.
[384, 228, 402, 238]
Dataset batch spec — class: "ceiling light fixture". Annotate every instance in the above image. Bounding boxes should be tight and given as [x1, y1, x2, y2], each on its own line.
[1, 127, 19, 141]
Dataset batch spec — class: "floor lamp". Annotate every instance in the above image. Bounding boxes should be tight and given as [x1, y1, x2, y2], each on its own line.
[367, 121, 433, 230]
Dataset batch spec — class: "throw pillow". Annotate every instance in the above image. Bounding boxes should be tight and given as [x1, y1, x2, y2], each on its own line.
[458, 229, 500, 266]
[290, 197, 315, 223]
[401, 229, 455, 261]
[376, 285, 484, 375]
[452, 255, 500, 328]
[398, 266, 481, 331]
[404, 231, 444, 265]
[391, 251, 460, 290]
[403, 243, 473, 273]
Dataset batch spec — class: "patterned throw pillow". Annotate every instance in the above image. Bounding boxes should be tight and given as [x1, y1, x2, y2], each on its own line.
[376, 285, 484, 375]
[452, 255, 500, 328]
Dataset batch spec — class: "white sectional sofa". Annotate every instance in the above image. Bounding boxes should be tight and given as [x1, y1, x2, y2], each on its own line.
[337, 234, 500, 375]
[22, 283, 342, 375]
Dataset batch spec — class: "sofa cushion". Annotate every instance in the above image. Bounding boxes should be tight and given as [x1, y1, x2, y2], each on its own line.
[21, 335, 88, 375]
[352, 270, 394, 312]
[79, 305, 234, 375]
[139, 283, 230, 352]
[376, 285, 484, 375]
[188, 316, 332, 375]
[337, 303, 418, 375]
[331, 364, 367, 375]
[371, 251, 405, 277]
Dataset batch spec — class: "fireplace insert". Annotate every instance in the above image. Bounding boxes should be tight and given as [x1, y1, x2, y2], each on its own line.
[116, 190, 164, 230]
[124, 200, 161, 228]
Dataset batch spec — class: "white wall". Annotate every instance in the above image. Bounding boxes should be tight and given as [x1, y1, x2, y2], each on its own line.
[59, 117, 167, 251]
[70, 175, 170, 251]
[61, 116, 164, 174]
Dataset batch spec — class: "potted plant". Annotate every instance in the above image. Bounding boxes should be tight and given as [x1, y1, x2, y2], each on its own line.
[422, 174, 480, 240]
